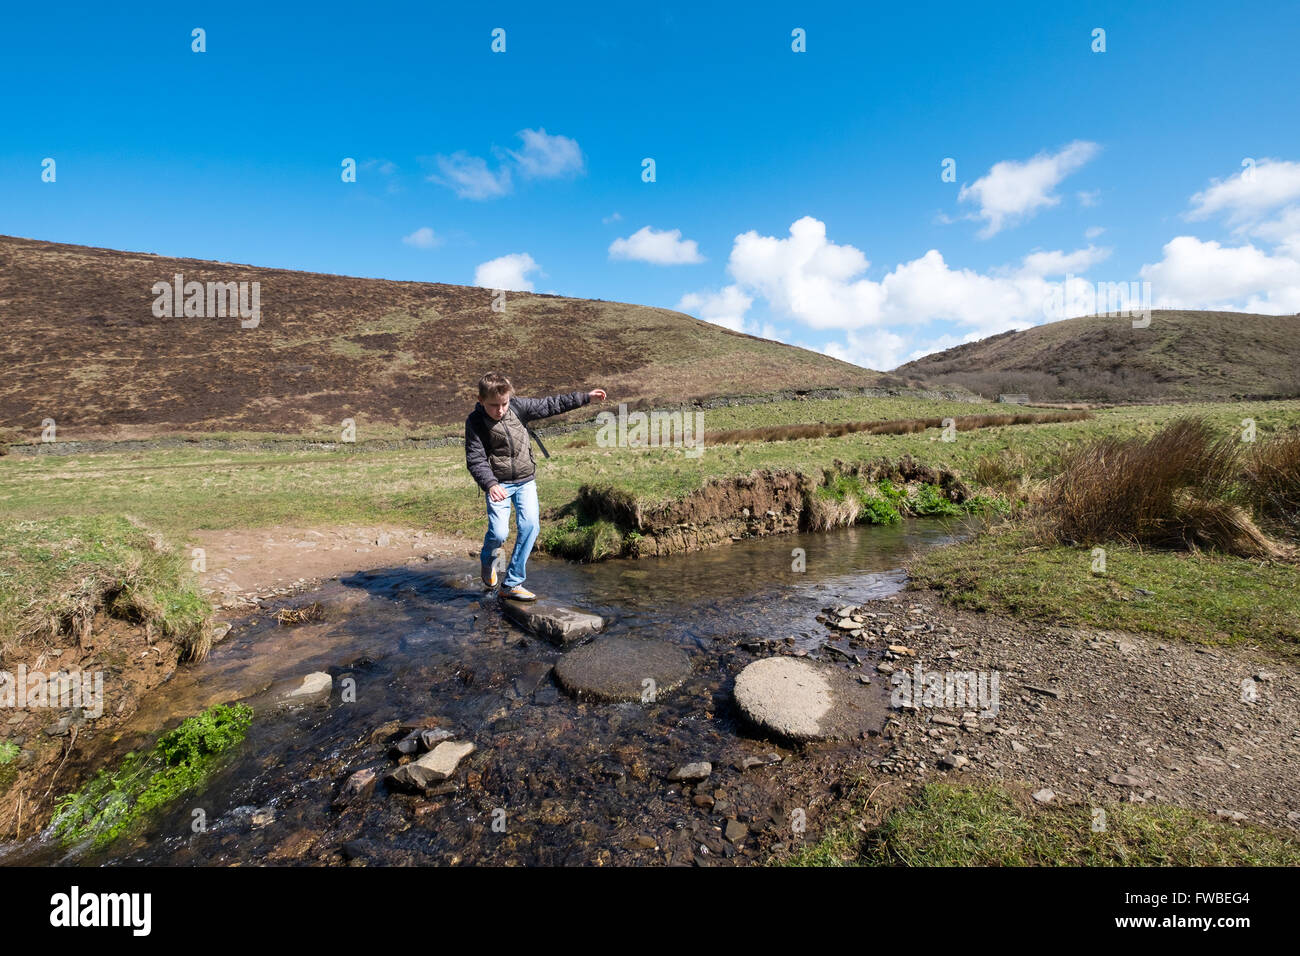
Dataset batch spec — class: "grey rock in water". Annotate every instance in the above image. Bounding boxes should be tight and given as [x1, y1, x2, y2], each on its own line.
[554, 636, 691, 703]
[386, 740, 476, 793]
[419, 728, 456, 752]
[733, 657, 884, 742]
[501, 599, 605, 646]
[668, 761, 712, 782]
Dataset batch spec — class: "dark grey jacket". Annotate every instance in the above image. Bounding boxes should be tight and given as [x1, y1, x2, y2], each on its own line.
[464, 390, 590, 492]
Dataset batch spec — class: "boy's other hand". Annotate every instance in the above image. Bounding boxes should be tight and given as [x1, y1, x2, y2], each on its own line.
[588, 388, 607, 402]
[488, 484, 508, 502]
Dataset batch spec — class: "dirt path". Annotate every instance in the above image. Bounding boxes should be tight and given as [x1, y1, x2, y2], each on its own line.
[844, 590, 1300, 832]
[193, 525, 473, 611]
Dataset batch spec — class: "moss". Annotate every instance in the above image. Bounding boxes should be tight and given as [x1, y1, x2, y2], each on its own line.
[50, 702, 253, 849]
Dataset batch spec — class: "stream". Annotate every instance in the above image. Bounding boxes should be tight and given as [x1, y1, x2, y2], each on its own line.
[5, 518, 973, 867]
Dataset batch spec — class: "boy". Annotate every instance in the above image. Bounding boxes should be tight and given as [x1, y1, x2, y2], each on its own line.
[464, 371, 607, 600]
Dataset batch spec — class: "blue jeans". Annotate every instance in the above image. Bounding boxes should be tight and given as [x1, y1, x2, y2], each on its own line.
[480, 479, 539, 588]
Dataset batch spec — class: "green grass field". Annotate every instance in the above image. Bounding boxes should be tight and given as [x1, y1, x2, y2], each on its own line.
[779, 781, 1300, 866]
[2, 395, 1299, 659]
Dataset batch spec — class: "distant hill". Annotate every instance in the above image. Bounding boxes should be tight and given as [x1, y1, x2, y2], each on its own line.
[893, 310, 1300, 403]
[0, 235, 910, 440]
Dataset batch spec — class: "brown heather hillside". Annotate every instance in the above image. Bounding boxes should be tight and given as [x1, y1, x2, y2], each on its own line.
[0, 235, 910, 441]
[894, 310, 1300, 403]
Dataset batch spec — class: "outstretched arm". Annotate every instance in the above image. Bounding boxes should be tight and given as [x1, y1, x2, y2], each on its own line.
[513, 388, 606, 422]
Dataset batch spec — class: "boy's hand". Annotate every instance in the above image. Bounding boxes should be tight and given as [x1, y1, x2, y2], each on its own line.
[588, 388, 607, 402]
[488, 484, 508, 502]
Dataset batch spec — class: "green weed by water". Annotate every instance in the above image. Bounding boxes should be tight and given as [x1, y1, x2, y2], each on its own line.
[50, 702, 253, 849]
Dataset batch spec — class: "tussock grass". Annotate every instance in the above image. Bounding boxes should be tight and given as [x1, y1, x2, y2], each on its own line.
[1032, 418, 1285, 559]
[1244, 430, 1300, 532]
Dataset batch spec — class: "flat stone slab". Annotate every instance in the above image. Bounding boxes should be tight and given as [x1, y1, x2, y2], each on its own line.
[386, 740, 475, 793]
[553, 636, 692, 703]
[733, 657, 883, 742]
[501, 598, 605, 646]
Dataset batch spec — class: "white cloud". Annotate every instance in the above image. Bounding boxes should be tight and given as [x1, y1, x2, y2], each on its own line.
[1085, 226, 1105, 240]
[1133, 160, 1300, 315]
[428, 128, 585, 200]
[1140, 236, 1300, 314]
[958, 141, 1101, 237]
[1016, 244, 1111, 277]
[401, 227, 440, 249]
[474, 253, 543, 292]
[602, 212, 623, 224]
[609, 226, 705, 265]
[675, 216, 1116, 368]
[824, 329, 910, 372]
[1188, 158, 1300, 225]
[507, 128, 585, 179]
[1077, 189, 1100, 207]
[429, 151, 511, 200]
[725, 216, 885, 330]
[675, 285, 753, 332]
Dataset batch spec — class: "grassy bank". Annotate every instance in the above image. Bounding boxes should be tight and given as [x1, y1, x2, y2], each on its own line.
[908, 528, 1300, 661]
[780, 781, 1300, 866]
[0, 515, 212, 664]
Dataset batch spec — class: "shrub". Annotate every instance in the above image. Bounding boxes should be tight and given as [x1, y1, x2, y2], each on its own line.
[859, 496, 902, 525]
[911, 483, 965, 517]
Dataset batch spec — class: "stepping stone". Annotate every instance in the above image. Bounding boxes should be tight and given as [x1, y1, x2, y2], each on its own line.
[501, 598, 605, 646]
[553, 636, 691, 703]
[732, 657, 884, 742]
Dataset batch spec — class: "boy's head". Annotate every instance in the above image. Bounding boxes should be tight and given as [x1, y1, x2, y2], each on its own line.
[478, 371, 513, 421]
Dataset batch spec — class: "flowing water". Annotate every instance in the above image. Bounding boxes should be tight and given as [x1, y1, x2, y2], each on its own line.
[6, 518, 973, 867]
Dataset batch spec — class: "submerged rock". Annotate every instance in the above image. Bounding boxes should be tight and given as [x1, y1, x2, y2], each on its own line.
[553, 636, 692, 703]
[501, 599, 605, 646]
[732, 657, 883, 742]
[276, 671, 333, 705]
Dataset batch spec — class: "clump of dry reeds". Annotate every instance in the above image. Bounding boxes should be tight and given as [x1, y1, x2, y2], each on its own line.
[705, 410, 1091, 446]
[1032, 418, 1285, 558]
[1242, 430, 1300, 532]
[276, 602, 324, 626]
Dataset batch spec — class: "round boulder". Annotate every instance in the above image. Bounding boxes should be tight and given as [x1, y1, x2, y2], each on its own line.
[554, 636, 692, 703]
[733, 657, 883, 742]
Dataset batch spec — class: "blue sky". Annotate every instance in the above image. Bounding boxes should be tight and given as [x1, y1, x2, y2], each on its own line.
[4, 0, 1300, 369]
